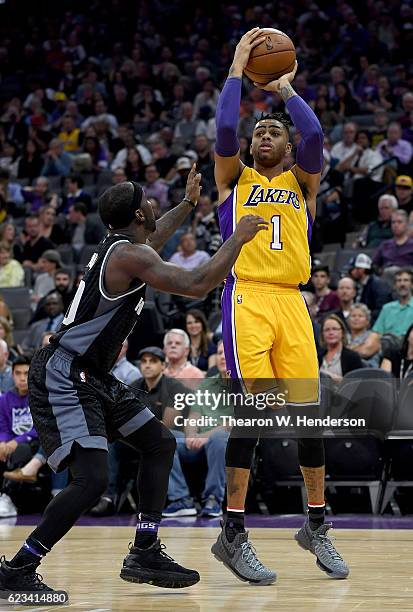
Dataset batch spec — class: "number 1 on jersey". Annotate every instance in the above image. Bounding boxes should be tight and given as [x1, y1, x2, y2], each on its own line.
[270, 215, 283, 250]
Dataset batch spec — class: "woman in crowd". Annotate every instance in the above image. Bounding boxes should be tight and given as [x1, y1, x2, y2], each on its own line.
[185, 309, 217, 372]
[0, 241, 24, 288]
[381, 323, 413, 378]
[0, 314, 21, 361]
[319, 314, 364, 385]
[16, 139, 44, 182]
[0, 222, 19, 259]
[347, 304, 381, 367]
[124, 146, 145, 182]
[333, 82, 360, 118]
[38, 205, 68, 245]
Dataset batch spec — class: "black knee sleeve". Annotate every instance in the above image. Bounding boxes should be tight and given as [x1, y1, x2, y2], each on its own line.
[226, 432, 258, 469]
[297, 438, 325, 468]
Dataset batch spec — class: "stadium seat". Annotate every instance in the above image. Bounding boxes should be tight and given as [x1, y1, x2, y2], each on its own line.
[57, 244, 75, 265]
[12, 308, 31, 330]
[78, 244, 99, 267]
[0, 287, 31, 310]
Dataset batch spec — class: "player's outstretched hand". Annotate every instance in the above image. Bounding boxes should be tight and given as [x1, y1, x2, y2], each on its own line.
[254, 60, 298, 92]
[185, 163, 202, 205]
[235, 214, 269, 243]
[232, 28, 266, 72]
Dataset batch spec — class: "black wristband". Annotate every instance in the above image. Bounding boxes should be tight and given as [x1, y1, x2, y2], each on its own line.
[183, 196, 197, 208]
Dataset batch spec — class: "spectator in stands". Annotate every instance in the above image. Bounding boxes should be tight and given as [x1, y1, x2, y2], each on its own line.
[143, 164, 168, 211]
[38, 205, 67, 245]
[332, 81, 360, 117]
[335, 277, 357, 325]
[124, 147, 145, 182]
[373, 210, 413, 277]
[22, 176, 59, 214]
[58, 114, 81, 153]
[150, 140, 176, 180]
[330, 122, 358, 168]
[16, 215, 55, 271]
[32, 250, 63, 306]
[22, 293, 64, 351]
[168, 157, 196, 206]
[192, 195, 221, 255]
[376, 122, 413, 168]
[394, 175, 413, 214]
[41, 138, 72, 177]
[380, 322, 413, 377]
[372, 269, 413, 338]
[111, 167, 127, 185]
[0, 223, 17, 255]
[185, 309, 217, 372]
[173, 102, 207, 148]
[193, 134, 214, 190]
[163, 340, 231, 518]
[347, 130, 384, 182]
[0, 339, 13, 393]
[0, 242, 24, 288]
[314, 95, 339, 130]
[319, 314, 364, 385]
[347, 304, 381, 367]
[349, 253, 392, 323]
[357, 194, 397, 247]
[61, 174, 92, 214]
[309, 265, 340, 323]
[31, 269, 75, 323]
[163, 329, 204, 389]
[67, 202, 106, 254]
[16, 139, 44, 182]
[82, 135, 109, 172]
[0, 169, 24, 208]
[399, 92, 413, 129]
[169, 231, 210, 270]
[371, 108, 389, 149]
[0, 355, 36, 518]
[111, 340, 142, 385]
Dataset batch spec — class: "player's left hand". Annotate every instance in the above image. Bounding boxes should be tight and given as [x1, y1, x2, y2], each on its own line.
[185, 164, 202, 205]
[254, 60, 298, 92]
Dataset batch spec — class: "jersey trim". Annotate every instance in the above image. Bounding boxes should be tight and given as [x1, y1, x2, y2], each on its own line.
[99, 239, 145, 301]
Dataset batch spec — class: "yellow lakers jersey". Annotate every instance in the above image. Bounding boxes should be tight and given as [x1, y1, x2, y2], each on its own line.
[218, 166, 312, 285]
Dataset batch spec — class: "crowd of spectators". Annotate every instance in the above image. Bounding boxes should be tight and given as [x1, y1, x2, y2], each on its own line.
[0, 0, 412, 517]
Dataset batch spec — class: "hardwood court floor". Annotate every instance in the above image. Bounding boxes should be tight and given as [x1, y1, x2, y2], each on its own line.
[0, 526, 412, 611]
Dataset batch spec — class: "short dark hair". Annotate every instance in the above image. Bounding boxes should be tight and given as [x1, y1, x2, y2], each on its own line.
[12, 355, 31, 370]
[357, 129, 372, 145]
[254, 112, 291, 135]
[395, 268, 413, 282]
[69, 174, 84, 188]
[72, 202, 88, 216]
[98, 181, 143, 229]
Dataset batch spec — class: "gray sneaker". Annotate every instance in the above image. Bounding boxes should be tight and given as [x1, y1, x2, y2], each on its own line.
[295, 521, 349, 579]
[211, 526, 276, 585]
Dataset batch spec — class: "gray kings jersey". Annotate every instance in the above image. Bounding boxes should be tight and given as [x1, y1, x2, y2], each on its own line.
[52, 234, 146, 372]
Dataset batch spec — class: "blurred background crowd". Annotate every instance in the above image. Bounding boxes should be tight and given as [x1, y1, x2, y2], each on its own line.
[0, 0, 412, 520]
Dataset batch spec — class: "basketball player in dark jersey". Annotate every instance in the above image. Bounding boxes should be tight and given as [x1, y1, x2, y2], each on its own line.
[0, 166, 268, 596]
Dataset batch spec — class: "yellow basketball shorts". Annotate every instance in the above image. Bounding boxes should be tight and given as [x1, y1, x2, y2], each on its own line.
[221, 279, 320, 405]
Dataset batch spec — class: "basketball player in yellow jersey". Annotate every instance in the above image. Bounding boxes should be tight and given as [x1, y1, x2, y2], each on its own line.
[211, 28, 349, 584]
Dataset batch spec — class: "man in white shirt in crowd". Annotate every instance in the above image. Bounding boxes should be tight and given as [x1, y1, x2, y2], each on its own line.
[163, 329, 204, 390]
[169, 232, 210, 270]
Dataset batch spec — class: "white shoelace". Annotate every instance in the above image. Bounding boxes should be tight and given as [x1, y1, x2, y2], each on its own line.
[240, 541, 265, 571]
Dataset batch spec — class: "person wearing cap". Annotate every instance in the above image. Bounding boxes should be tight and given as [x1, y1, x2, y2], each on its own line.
[349, 253, 392, 323]
[356, 194, 397, 248]
[111, 340, 142, 386]
[372, 210, 413, 281]
[394, 175, 413, 214]
[309, 265, 340, 323]
[32, 249, 63, 305]
[167, 156, 197, 207]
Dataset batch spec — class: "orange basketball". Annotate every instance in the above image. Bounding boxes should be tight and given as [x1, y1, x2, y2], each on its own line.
[244, 28, 296, 86]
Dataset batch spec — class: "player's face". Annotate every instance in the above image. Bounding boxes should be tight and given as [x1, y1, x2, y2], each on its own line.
[251, 121, 291, 167]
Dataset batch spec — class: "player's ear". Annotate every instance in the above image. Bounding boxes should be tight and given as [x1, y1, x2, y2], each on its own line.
[285, 142, 292, 154]
[134, 209, 145, 225]
[250, 142, 253, 154]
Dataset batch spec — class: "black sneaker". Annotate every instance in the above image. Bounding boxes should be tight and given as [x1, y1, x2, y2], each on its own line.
[120, 540, 200, 588]
[0, 556, 56, 597]
[90, 496, 115, 517]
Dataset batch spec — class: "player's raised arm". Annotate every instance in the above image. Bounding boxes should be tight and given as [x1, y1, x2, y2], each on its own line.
[118, 215, 268, 298]
[255, 62, 324, 219]
[215, 28, 266, 202]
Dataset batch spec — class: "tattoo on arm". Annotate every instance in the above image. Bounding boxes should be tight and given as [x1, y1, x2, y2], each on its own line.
[146, 200, 193, 252]
[279, 82, 296, 102]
